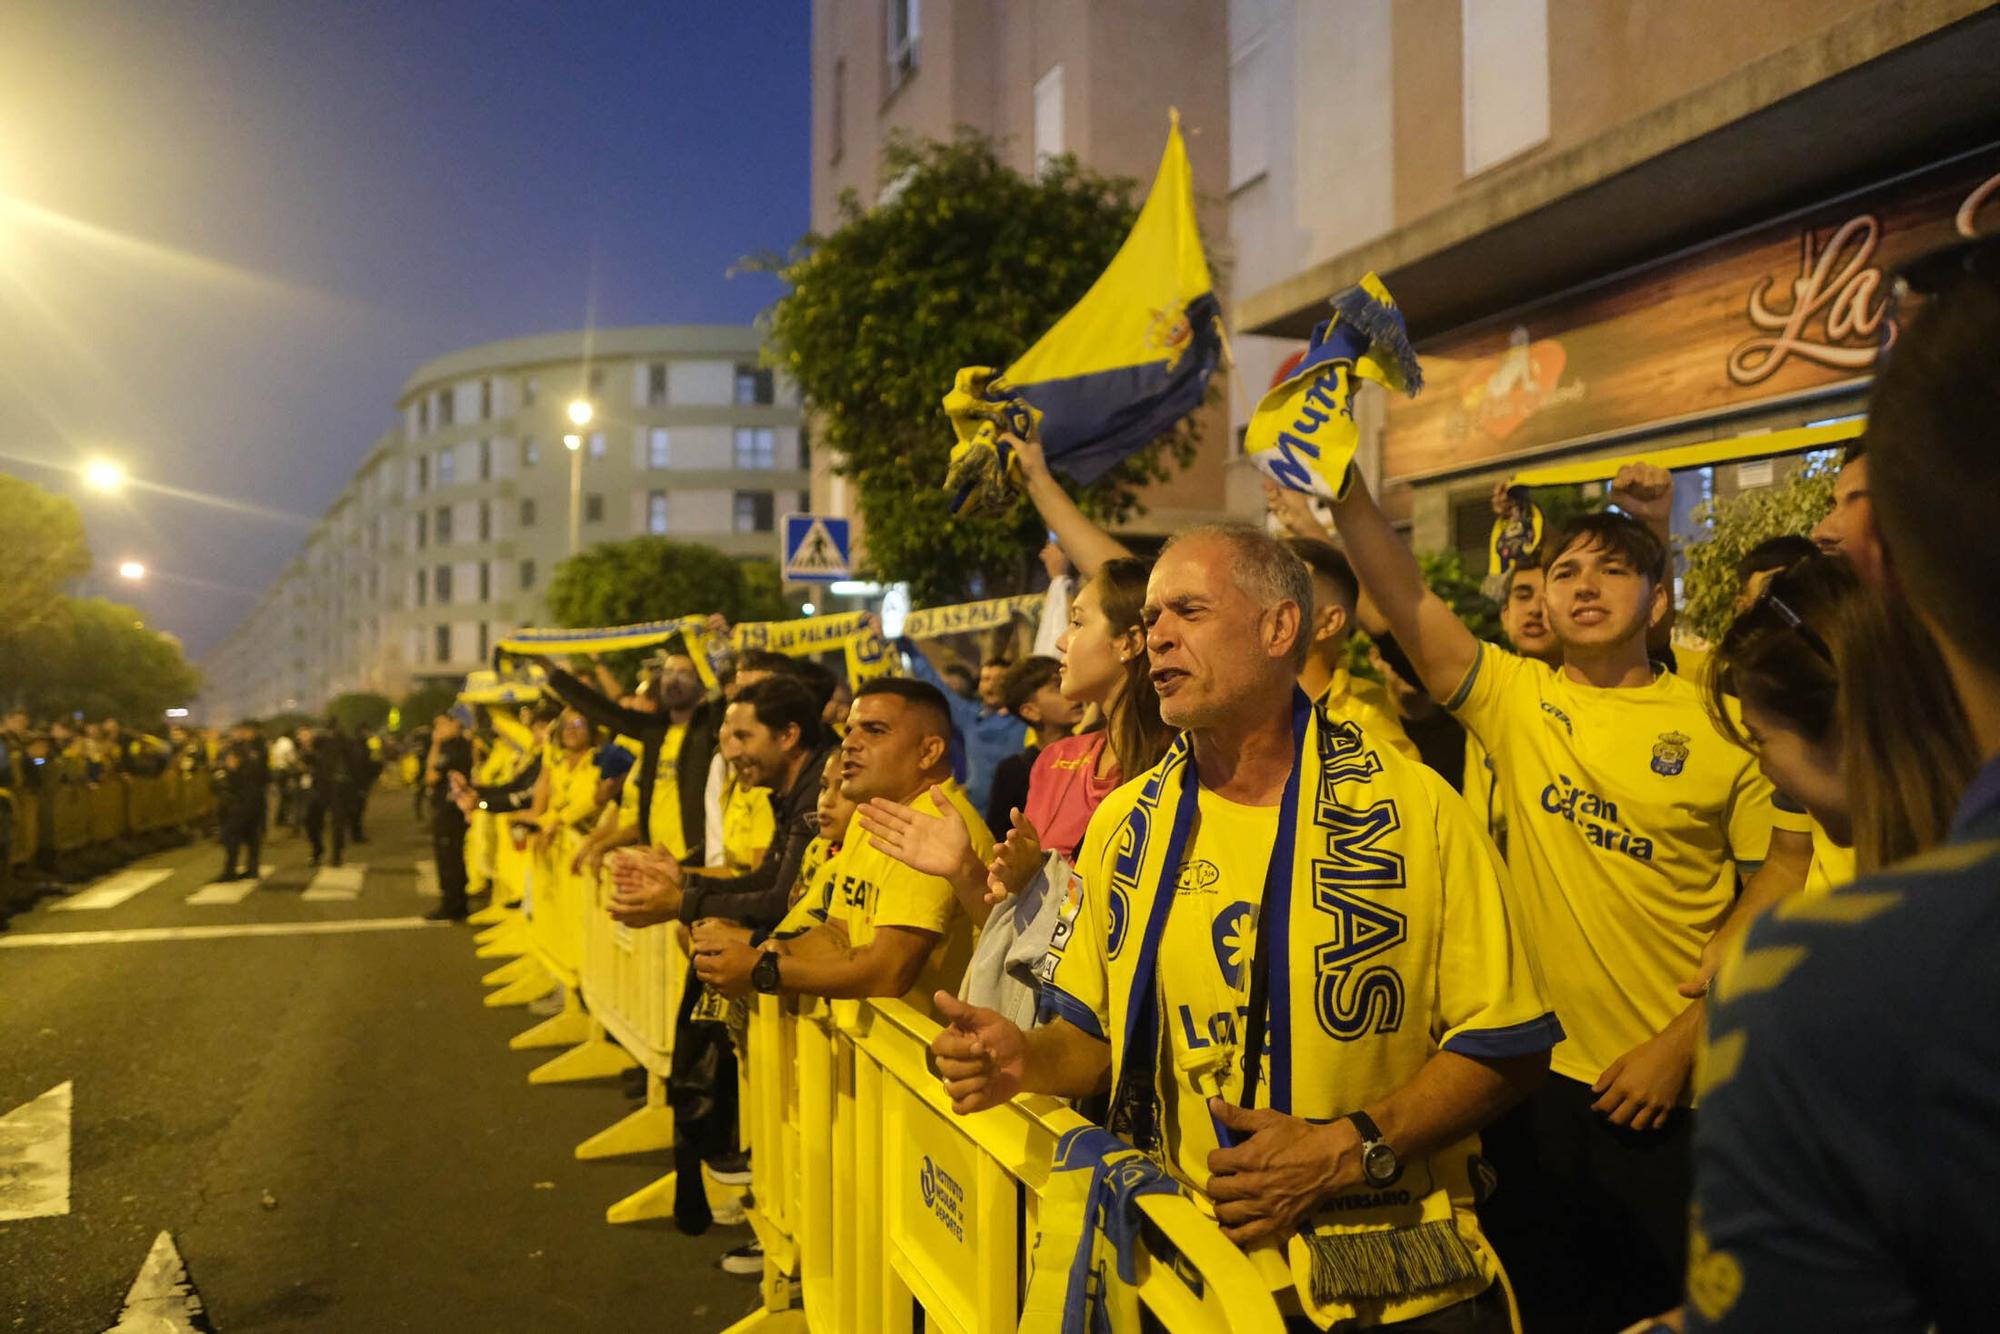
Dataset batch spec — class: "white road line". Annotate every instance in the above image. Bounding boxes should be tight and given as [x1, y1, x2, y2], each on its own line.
[184, 865, 276, 906]
[415, 859, 439, 897]
[108, 1231, 208, 1332]
[50, 869, 174, 912]
[301, 862, 366, 901]
[0, 918, 452, 949]
[0, 1080, 71, 1221]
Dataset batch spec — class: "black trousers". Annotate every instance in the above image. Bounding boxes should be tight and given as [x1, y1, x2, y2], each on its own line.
[432, 808, 469, 912]
[219, 813, 262, 879]
[348, 782, 369, 839]
[1477, 1073, 1692, 1334]
[303, 791, 350, 865]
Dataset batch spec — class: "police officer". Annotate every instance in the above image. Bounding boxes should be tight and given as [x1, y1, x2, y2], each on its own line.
[299, 722, 356, 868]
[213, 720, 269, 882]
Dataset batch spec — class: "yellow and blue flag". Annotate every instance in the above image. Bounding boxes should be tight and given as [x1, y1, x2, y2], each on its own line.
[1246, 272, 1423, 498]
[943, 115, 1221, 513]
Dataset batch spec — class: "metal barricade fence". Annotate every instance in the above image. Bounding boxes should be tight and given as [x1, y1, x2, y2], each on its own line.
[732, 994, 1289, 1334]
[85, 776, 127, 845]
[579, 866, 686, 1077]
[5, 789, 38, 868]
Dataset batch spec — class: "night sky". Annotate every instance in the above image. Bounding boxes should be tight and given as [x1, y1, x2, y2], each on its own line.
[0, 0, 810, 657]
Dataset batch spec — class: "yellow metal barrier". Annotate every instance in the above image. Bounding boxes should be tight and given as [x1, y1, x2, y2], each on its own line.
[5, 789, 37, 868]
[48, 774, 92, 855]
[731, 995, 1289, 1334]
[86, 777, 128, 845]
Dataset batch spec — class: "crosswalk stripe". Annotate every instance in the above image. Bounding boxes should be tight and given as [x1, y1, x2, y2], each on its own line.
[184, 866, 277, 906]
[301, 863, 366, 901]
[415, 860, 439, 897]
[52, 869, 174, 912]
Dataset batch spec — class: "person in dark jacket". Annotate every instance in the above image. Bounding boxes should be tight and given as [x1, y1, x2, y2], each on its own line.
[299, 723, 356, 867]
[213, 721, 269, 882]
[425, 711, 476, 920]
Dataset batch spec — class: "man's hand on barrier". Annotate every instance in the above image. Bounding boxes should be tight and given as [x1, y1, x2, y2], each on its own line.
[608, 849, 684, 926]
[985, 808, 1044, 905]
[1205, 1100, 1362, 1246]
[692, 935, 760, 997]
[930, 992, 1027, 1115]
[693, 918, 752, 949]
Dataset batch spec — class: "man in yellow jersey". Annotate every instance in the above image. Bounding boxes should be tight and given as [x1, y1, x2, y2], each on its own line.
[1326, 471, 1794, 1333]
[932, 526, 1557, 1331]
[1283, 536, 1421, 766]
[611, 678, 834, 937]
[692, 678, 991, 1015]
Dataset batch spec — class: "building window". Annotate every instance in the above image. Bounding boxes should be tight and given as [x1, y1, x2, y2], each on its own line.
[519, 497, 537, 527]
[647, 428, 671, 469]
[437, 387, 455, 427]
[478, 561, 491, 601]
[435, 505, 453, 543]
[585, 494, 605, 524]
[522, 435, 539, 467]
[886, 0, 920, 93]
[1462, 0, 1549, 175]
[734, 365, 774, 406]
[587, 431, 606, 460]
[416, 455, 430, 492]
[734, 426, 777, 470]
[478, 438, 492, 480]
[415, 510, 428, 548]
[477, 500, 492, 541]
[647, 491, 670, 534]
[414, 570, 427, 607]
[519, 558, 537, 591]
[733, 490, 775, 533]
[435, 565, 453, 602]
[646, 362, 669, 406]
[416, 397, 430, 434]
[434, 624, 452, 663]
[522, 375, 538, 407]
[588, 367, 605, 395]
[437, 448, 455, 486]
[1033, 64, 1065, 171]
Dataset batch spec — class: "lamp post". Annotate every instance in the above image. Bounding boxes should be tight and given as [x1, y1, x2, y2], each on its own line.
[83, 458, 128, 493]
[565, 398, 593, 556]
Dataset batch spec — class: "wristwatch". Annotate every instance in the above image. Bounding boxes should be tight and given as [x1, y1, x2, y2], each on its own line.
[750, 950, 783, 996]
[1344, 1110, 1402, 1189]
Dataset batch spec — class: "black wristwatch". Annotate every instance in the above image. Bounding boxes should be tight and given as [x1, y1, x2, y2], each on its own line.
[1345, 1110, 1402, 1188]
[750, 951, 783, 996]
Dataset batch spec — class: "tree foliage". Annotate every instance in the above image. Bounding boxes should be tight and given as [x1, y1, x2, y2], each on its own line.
[327, 691, 393, 733]
[754, 132, 1203, 604]
[1346, 549, 1502, 679]
[0, 475, 90, 636]
[1, 597, 202, 722]
[545, 538, 796, 629]
[398, 680, 461, 732]
[1681, 457, 1837, 644]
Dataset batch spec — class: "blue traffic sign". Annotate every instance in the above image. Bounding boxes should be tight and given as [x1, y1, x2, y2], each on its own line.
[781, 513, 851, 583]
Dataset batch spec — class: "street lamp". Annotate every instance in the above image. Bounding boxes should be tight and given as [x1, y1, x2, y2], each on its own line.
[563, 400, 593, 555]
[83, 458, 127, 493]
[117, 560, 146, 580]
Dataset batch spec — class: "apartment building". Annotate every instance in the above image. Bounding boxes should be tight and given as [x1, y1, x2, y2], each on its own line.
[201, 326, 803, 719]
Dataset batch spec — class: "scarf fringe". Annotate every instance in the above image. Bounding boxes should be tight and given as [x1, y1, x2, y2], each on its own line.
[1329, 282, 1424, 396]
[1304, 1218, 1480, 1303]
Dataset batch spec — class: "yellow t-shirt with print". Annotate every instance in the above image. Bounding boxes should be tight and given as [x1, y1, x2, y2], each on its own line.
[1802, 819, 1857, 898]
[822, 781, 993, 1014]
[722, 779, 776, 872]
[1321, 667, 1421, 766]
[1446, 643, 1792, 1086]
[614, 723, 688, 859]
[1042, 745, 1558, 1328]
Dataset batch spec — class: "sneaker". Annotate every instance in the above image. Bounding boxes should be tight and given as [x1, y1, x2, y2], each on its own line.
[719, 1240, 763, 1275]
[709, 1193, 747, 1226]
[707, 1152, 752, 1187]
[526, 985, 565, 1017]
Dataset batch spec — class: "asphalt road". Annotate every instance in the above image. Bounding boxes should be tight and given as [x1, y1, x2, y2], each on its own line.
[0, 787, 754, 1332]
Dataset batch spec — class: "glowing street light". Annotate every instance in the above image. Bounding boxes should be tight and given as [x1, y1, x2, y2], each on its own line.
[566, 398, 595, 427]
[562, 433, 582, 451]
[117, 560, 146, 580]
[83, 458, 127, 492]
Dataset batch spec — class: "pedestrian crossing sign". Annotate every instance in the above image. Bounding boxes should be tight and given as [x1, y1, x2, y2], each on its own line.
[782, 513, 851, 583]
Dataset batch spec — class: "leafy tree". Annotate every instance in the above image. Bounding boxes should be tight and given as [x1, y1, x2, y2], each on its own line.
[754, 132, 1204, 604]
[1346, 549, 1502, 679]
[399, 679, 461, 732]
[4, 597, 202, 722]
[327, 691, 393, 733]
[1681, 457, 1837, 644]
[545, 538, 794, 628]
[0, 475, 90, 637]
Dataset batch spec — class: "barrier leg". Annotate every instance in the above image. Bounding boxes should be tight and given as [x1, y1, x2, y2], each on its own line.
[474, 916, 520, 947]
[484, 967, 556, 1009]
[474, 920, 530, 959]
[468, 898, 510, 925]
[527, 1021, 636, 1085]
[481, 955, 537, 987]
[717, 1309, 804, 1334]
[576, 1073, 675, 1160]
[509, 993, 592, 1050]
[606, 1162, 744, 1226]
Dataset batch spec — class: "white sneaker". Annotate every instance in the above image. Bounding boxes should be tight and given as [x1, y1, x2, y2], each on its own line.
[525, 984, 564, 1017]
[709, 1193, 747, 1226]
[719, 1240, 763, 1275]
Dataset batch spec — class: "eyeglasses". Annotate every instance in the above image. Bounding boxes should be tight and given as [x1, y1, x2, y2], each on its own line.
[1743, 560, 1834, 666]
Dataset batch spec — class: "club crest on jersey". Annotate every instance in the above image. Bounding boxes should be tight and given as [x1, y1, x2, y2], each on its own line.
[1211, 902, 1255, 990]
[1652, 731, 1691, 777]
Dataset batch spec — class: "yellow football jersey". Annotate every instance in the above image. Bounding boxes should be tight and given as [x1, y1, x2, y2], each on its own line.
[1321, 667, 1421, 765]
[822, 782, 993, 1013]
[1802, 818, 1857, 899]
[613, 724, 687, 859]
[771, 835, 842, 940]
[1446, 643, 1787, 1086]
[721, 779, 776, 872]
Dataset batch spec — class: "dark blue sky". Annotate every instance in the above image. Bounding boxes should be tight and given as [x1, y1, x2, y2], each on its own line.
[0, 0, 810, 656]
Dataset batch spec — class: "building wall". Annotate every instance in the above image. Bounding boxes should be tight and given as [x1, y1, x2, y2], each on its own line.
[200, 326, 802, 722]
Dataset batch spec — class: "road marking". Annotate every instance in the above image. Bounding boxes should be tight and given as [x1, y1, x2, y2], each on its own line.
[108, 1231, 209, 1332]
[415, 859, 439, 897]
[301, 862, 366, 901]
[0, 1080, 71, 1221]
[0, 918, 452, 949]
[184, 865, 276, 906]
[51, 869, 174, 912]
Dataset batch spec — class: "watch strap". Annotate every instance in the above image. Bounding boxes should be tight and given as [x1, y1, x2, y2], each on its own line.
[1344, 1110, 1384, 1145]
